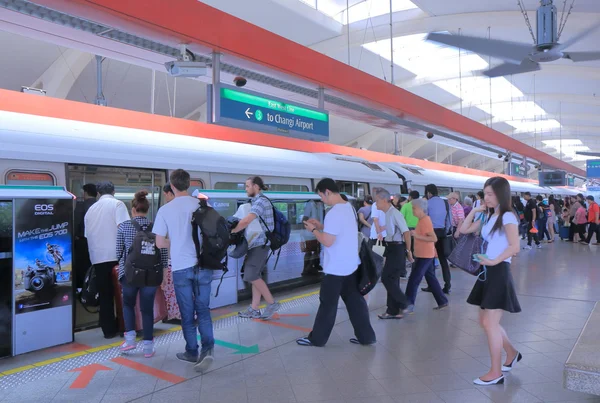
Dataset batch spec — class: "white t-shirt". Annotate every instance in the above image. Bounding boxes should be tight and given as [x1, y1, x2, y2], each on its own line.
[323, 202, 361, 276]
[481, 212, 519, 263]
[152, 195, 200, 271]
[369, 204, 387, 239]
[84, 195, 130, 264]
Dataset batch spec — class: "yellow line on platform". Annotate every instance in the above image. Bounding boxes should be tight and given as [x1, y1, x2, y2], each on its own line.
[0, 289, 319, 376]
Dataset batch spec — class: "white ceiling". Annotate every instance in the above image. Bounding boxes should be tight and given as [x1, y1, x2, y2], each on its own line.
[0, 0, 598, 176]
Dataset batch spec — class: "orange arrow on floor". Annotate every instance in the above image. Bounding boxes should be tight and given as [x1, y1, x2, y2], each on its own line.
[68, 363, 113, 389]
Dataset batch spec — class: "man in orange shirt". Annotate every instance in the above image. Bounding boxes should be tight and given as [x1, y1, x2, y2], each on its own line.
[582, 195, 600, 245]
[404, 198, 449, 313]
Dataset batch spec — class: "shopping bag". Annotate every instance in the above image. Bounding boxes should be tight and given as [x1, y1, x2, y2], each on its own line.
[448, 234, 483, 276]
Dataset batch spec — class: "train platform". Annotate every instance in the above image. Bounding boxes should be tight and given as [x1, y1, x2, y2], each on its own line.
[1, 240, 600, 403]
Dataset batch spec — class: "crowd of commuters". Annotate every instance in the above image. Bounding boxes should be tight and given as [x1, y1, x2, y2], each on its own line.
[80, 172, 592, 386]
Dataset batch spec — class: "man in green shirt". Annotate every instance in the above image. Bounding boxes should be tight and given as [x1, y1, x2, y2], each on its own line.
[400, 190, 420, 230]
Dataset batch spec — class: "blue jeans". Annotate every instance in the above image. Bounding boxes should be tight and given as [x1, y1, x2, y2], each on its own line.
[173, 266, 214, 356]
[405, 258, 448, 307]
[121, 280, 157, 341]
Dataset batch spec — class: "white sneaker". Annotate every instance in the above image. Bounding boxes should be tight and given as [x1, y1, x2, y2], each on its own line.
[522, 245, 532, 250]
[536, 244, 542, 249]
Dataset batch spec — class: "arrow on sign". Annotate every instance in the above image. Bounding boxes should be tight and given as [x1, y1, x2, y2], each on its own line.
[244, 108, 253, 119]
[209, 338, 259, 354]
[69, 363, 113, 389]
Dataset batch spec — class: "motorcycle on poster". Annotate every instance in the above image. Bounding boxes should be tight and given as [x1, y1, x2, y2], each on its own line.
[14, 199, 73, 314]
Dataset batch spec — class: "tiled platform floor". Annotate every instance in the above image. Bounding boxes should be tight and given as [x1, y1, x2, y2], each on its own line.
[2, 240, 600, 403]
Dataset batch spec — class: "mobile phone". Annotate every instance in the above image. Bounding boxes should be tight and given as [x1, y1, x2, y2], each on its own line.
[472, 254, 488, 262]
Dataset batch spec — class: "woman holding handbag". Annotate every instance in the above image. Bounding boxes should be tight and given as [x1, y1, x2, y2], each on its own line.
[460, 177, 522, 386]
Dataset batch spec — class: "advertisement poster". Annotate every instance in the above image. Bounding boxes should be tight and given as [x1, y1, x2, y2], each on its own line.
[0, 201, 12, 358]
[13, 198, 73, 314]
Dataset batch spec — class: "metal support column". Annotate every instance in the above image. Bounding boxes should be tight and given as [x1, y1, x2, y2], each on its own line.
[150, 69, 156, 114]
[389, 0, 394, 85]
[211, 52, 221, 123]
[206, 84, 213, 124]
[318, 87, 325, 109]
[93, 55, 107, 106]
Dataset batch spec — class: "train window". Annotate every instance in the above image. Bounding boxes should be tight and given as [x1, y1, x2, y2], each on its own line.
[398, 165, 424, 175]
[6, 171, 55, 186]
[438, 187, 452, 197]
[336, 181, 368, 199]
[190, 179, 204, 189]
[214, 182, 308, 192]
[214, 182, 244, 191]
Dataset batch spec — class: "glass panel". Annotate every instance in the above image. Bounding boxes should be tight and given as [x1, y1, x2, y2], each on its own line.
[214, 182, 309, 192]
[6, 171, 54, 186]
[0, 201, 12, 357]
[438, 187, 452, 197]
[214, 182, 244, 191]
[236, 199, 325, 291]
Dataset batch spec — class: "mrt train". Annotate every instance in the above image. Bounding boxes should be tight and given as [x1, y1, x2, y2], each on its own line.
[0, 111, 580, 330]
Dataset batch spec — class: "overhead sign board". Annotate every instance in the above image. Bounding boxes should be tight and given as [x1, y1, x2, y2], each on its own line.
[538, 171, 566, 187]
[568, 177, 575, 187]
[218, 86, 329, 141]
[586, 160, 600, 179]
[510, 163, 527, 178]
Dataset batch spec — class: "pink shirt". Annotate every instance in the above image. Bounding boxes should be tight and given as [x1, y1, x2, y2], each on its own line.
[450, 201, 465, 227]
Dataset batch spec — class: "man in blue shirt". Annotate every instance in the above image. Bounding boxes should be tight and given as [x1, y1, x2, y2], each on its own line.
[422, 184, 452, 294]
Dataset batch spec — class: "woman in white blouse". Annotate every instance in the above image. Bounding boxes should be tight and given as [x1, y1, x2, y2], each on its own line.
[460, 177, 522, 386]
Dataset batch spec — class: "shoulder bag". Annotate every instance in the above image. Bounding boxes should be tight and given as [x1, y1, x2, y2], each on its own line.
[447, 216, 484, 276]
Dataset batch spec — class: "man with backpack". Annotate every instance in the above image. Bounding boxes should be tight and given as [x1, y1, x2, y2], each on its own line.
[232, 176, 282, 320]
[153, 169, 215, 373]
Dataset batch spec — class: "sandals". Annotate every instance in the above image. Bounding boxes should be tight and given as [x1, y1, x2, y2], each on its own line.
[378, 313, 403, 320]
[296, 337, 314, 346]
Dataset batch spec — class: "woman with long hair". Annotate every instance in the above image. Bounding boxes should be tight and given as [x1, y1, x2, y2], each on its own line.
[460, 177, 522, 385]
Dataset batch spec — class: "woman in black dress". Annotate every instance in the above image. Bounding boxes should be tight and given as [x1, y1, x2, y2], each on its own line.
[460, 177, 522, 386]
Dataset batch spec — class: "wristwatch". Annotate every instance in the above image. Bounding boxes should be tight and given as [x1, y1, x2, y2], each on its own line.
[311, 228, 316, 233]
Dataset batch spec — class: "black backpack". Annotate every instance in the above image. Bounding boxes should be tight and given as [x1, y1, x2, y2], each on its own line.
[80, 265, 99, 308]
[124, 220, 163, 287]
[257, 196, 291, 269]
[191, 200, 230, 297]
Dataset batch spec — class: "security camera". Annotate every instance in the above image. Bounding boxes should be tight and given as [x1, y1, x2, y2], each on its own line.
[498, 154, 503, 159]
[426, 132, 434, 139]
[504, 156, 510, 162]
[233, 76, 247, 87]
[164, 61, 208, 77]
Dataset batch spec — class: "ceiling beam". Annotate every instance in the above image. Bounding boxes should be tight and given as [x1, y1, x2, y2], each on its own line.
[343, 128, 391, 149]
[425, 147, 459, 164]
[402, 139, 429, 157]
[31, 49, 93, 99]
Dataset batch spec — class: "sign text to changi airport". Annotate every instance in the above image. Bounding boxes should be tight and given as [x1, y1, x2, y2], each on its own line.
[511, 163, 527, 178]
[219, 87, 329, 140]
[586, 160, 600, 179]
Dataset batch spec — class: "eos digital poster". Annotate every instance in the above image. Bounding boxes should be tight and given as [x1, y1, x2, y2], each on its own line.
[13, 198, 73, 315]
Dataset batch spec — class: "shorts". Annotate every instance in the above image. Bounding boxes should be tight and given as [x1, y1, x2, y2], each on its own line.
[242, 246, 269, 282]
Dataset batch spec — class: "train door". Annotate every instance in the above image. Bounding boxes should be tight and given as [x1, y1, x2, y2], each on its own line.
[67, 165, 166, 331]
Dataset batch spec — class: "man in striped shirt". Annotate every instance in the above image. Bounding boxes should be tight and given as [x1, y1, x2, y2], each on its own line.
[448, 192, 465, 239]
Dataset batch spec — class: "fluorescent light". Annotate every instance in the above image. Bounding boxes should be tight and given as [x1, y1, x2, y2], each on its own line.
[507, 119, 561, 133]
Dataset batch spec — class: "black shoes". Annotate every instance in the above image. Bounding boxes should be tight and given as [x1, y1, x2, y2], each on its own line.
[421, 287, 451, 294]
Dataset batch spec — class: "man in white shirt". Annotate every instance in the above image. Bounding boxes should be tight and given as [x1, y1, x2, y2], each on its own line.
[153, 169, 214, 373]
[297, 178, 375, 347]
[375, 189, 413, 319]
[370, 189, 387, 245]
[84, 181, 129, 338]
